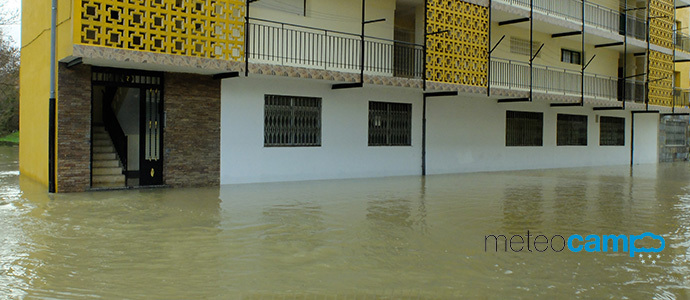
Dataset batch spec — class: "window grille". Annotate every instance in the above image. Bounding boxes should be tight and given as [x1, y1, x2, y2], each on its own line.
[506, 111, 543, 147]
[665, 119, 688, 146]
[369, 102, 412, 146]
[600, 116, 625, 146]
[557, 114, 588, 146]
[264, 95, 321, 147]
[510, 37, 541, 58]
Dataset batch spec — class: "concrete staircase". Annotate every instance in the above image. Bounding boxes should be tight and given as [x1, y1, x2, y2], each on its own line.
[92, 126, 126, 189]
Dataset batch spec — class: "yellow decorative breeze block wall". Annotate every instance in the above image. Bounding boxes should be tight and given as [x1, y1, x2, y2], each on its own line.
[649, 0, 673, 49]
[648, 50, 673, 106]
[74, 0, 245, 61]
[426, 0, 488, 87]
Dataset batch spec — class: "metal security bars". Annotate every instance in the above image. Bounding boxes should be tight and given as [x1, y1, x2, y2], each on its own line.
[248, 18, 424, 79]
[664, 119, 688, 146]
[600, 116, 625, 146]
[506, 111, 543, 147]
[264, 95, 322, 147]
[144, 89, 161, 161]
[369, 102, 412, 146]
[557, 114, 588, 146]
[490, 57, 619, 100]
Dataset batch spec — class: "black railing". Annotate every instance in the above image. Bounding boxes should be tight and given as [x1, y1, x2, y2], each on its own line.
[248, 18, 424, 79]
[676, 32, 690, 53]
[619, 79, 646, 103]
[103, 89, 127, 171]
[674, 88, 690, 107]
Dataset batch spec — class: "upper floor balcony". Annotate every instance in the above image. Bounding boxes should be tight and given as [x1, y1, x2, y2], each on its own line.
[492, 0, 688, 54]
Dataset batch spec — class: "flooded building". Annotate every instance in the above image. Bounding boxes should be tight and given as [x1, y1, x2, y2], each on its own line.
[19, 0, 690, 192]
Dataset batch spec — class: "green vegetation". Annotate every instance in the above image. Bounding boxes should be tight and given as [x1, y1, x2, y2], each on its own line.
[0, 131, 17, 143]
[0, 5, 20, 140]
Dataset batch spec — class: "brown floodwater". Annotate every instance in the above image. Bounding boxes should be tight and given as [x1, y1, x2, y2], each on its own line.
[1, 145, 689, 299]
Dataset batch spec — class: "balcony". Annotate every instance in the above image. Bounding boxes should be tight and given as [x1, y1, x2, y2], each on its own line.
[248, 18, 424, 79]
[675, 32, 690, 53]
[674, 88, 690, 107]
[490, 57, 622, 101]
[247, 18, 651, 105]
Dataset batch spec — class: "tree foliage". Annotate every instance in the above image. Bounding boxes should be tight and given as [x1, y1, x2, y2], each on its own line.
[0, 3, 19, 135]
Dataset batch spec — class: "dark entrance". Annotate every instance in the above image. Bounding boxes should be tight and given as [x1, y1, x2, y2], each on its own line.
[91, 67, 164, 187]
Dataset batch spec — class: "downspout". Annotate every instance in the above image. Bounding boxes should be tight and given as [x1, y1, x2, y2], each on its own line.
[49, 0, 57, 193]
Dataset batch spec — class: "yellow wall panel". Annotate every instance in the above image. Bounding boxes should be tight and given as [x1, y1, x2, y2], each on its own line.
[19, 0, 74, 186]
[648, 50, 673, 106]
[426, 0, 488, 87]
[75, 0, 245, 61]
[649, 0, 674, 49]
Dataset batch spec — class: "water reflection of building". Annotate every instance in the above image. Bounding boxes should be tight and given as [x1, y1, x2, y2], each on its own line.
[502, 184, 544, 232]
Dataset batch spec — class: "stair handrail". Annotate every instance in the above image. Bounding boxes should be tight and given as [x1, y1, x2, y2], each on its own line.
[102, 89, 128, 172]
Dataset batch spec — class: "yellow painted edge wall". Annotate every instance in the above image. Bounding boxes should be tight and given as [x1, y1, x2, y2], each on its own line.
[676, 8, 690, 92]
[19, 0, 74, 187]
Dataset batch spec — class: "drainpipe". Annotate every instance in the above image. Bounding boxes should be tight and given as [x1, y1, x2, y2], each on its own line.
[49, 0, 57, 193]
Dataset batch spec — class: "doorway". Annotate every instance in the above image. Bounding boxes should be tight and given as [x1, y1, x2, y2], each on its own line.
[91, 68, 164, 188]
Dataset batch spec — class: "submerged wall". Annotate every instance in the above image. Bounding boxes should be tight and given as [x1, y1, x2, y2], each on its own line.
[220, 76, 423, 184]
[220, 76, 660, 185]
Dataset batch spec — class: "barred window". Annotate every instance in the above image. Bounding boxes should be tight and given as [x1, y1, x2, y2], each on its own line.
[600, 116, 625, 146]
[510, 37, 541, 58]
[264, 95, 321, 147]
[665, 119, 688, 146]
[369, 102, 412, 146]
[557, 114, 588, 146]
[506, 111, 543, 147]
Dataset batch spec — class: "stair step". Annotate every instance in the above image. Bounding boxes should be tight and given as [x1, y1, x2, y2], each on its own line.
[93, 160, 120, 168]
[93, 167, 123, 175]
[93, 146, 115, 153]
[93, 127, 107, 133]
[92, 174, 126, 184]
[93, 139, 112, 147]
[91, 182, 126, 189]
[93, 153, 116, 161]
[93, 133, 110, 140]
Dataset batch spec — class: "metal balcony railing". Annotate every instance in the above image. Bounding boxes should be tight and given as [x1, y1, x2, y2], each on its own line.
[490, 57, 619, 100]
[248, 18, 424, 79]
[620, 79, 647, 103]
[674, 88, 690, 107]
[495, 0, 620, 32]
[495, 0, 648, 41]
[675, 32, 690, 53]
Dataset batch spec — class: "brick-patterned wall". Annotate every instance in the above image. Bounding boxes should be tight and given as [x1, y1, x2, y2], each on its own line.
[163, 73, 220, 187]
[57, 63, 92, 192]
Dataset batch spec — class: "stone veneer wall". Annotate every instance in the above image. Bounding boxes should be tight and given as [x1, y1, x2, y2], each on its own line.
[57, 63, 92, 192]
[659, 115, 690, 162]
[163, 73, 221, 187]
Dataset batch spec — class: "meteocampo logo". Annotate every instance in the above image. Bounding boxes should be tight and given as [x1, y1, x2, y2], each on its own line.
[485, 231, 665, 257]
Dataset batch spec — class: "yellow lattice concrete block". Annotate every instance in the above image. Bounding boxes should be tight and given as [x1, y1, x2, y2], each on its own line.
[74, 0, 245, 61]
[649, 50, 673, 107]
[649, 0, 673, 49]
[426, 0, 488, 87]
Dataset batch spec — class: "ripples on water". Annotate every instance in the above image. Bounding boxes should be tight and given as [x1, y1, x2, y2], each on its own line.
[0, 145, 689, 299]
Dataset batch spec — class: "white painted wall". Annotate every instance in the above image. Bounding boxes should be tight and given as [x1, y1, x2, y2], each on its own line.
[632, 113, 659, 165]
[220, 76, 423, 184]
[220, 77, 660, 184]
[426, 97, 658, 174]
